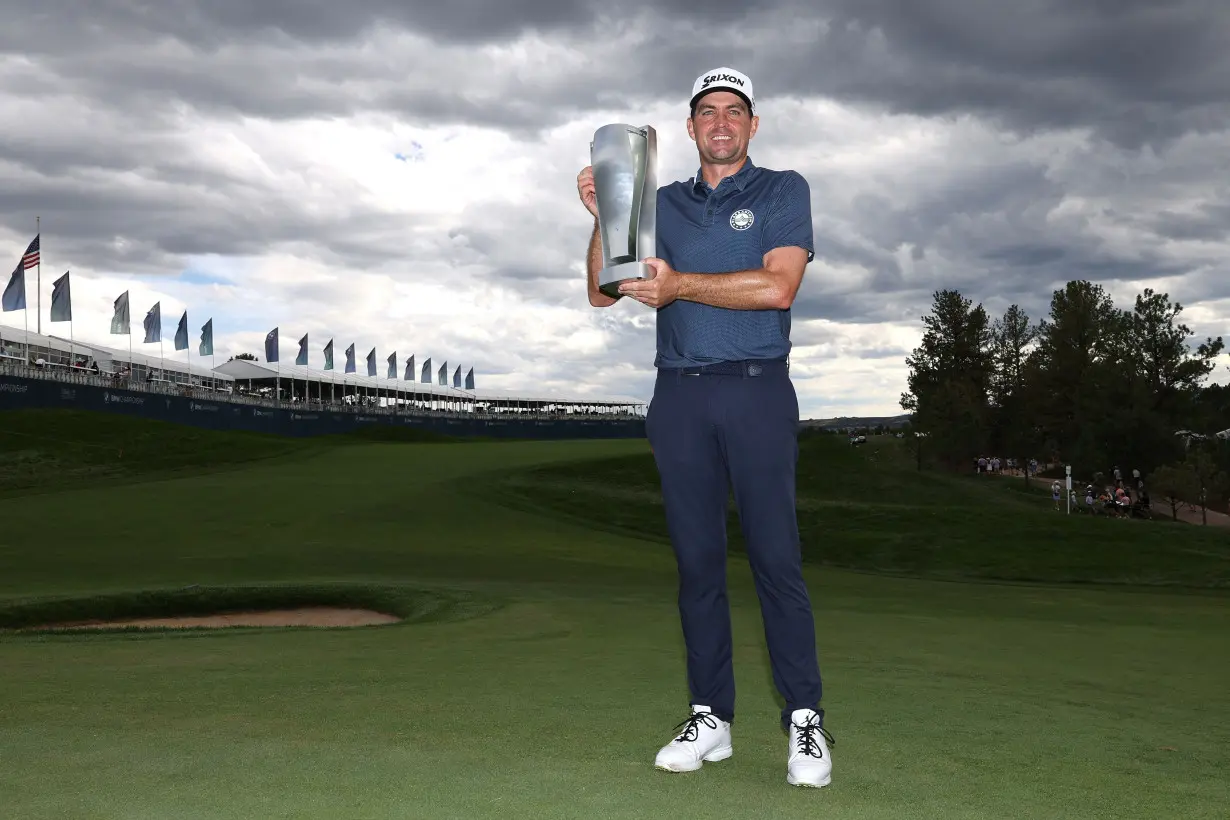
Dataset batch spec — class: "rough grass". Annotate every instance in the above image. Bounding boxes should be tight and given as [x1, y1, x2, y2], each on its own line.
[479, 432, 1230, 588]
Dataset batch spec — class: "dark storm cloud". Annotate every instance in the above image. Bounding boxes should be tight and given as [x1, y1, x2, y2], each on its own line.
[804, 0, 1230, 147]
[0, 0, 779, 50]
[0, 0, 1226, 363]
[0, 145, 408, 276]
[5, 0, 1223, 145]
[1147, 206, 1230, 243]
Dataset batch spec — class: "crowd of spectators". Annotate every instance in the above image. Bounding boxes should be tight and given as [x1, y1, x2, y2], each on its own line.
[974, 455, 1154, 519]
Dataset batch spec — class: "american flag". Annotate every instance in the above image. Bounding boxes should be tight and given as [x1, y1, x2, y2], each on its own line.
[21, 234, 39, 269]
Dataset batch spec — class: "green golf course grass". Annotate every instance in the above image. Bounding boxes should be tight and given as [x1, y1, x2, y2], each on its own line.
[1, 411, 1227, 819]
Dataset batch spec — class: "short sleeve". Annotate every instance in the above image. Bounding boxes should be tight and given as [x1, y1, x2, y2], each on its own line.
[761, 171, 814, 262]
[654, 185, 673, 268]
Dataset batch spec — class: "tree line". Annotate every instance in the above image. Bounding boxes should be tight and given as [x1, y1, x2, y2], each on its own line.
[900, 280, 1229, 514]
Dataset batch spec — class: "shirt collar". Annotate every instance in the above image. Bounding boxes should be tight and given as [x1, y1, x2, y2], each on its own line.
[692, 157, 757, 193]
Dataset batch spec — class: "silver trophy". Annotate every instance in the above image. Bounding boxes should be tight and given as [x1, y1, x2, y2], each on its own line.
[590, 124, 657, 299]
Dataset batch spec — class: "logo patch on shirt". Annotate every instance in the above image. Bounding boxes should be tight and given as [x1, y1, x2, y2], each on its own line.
[730, 209, 754, 231]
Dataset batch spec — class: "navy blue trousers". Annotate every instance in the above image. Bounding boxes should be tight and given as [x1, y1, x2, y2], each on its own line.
[645, 358, 824, 730]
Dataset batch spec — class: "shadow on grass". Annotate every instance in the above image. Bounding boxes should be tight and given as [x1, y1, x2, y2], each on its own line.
[0, 408, 498, 499]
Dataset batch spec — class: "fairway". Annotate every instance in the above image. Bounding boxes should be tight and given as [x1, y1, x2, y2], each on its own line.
[2, 427, 1228, 819]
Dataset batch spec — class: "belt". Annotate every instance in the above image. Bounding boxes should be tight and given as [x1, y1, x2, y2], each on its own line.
[662, 358, 788, 377]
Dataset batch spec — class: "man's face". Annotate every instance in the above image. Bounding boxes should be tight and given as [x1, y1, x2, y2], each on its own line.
[687, 90, 758, 165]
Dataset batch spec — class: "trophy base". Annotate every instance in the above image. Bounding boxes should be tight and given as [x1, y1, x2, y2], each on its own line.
[598, 261, 654, 299]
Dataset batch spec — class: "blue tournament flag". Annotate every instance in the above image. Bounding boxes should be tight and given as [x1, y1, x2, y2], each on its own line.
[2, 261, 25, 312]
[387, 351, 397, 379]
[421, 357, 431, 383]
[323, 339, 334, 371]
[465, 367, 475, 390]
[110, 291, 130, 334]
[404, 354, 415, 381]
[199, 319, 213, 356]
[265, 327, 279, 363]
[296, 333, 308, 366]
[438, 361, 447, 386]
[174, 311, 189, 351]
[345, 343, 356, 373]
[49, 272, 71, 321]
[366, 348, 376, 377]
[453, 365, 461, 388]
[143, 302, 161, 343]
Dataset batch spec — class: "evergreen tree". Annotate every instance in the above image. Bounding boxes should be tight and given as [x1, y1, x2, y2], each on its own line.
[1028, 281, 1122, 472]
[988, 304, 1040, 458]
[901, 289, 994, 467]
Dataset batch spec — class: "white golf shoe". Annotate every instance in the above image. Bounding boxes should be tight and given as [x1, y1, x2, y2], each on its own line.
[786, 708, 834, 788]
[653, 705, 733, 773]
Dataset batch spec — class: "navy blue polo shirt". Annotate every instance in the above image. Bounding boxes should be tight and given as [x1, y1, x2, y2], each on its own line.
[653, 157, 814, 369]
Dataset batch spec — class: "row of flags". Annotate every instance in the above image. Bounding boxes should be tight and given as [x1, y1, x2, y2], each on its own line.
[110, 292, 214, 355]
[262, 327, 475, 390]
[3, 233, 476, 390]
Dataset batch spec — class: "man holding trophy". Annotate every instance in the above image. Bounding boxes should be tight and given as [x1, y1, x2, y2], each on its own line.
[576, 67, 832, 788]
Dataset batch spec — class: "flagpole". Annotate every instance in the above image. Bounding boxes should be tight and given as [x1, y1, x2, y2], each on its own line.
[35, 216, 40, 336]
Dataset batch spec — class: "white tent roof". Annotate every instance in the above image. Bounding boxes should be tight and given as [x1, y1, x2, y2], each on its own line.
[213, 358, 644, 406]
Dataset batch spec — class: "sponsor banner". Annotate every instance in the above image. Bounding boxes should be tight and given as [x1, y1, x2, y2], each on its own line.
[103, 391, 145, 406]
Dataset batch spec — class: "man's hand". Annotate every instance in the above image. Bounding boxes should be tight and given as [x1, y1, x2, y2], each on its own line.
[577, 166, 599, 219]
[619, 257, 680, 309]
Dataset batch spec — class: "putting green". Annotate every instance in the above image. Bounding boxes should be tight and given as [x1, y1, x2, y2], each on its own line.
[1, 436, 1227, 819]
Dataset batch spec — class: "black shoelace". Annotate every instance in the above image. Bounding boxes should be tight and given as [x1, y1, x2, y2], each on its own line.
[673, 711, 723, 743]
[793, 720, 836, 758]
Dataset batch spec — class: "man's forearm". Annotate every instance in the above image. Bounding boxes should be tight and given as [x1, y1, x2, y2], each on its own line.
[587, 221, 617, 307]
[676, 269, 791, 311]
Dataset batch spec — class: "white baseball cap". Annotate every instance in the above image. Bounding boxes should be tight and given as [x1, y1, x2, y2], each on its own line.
[690, 67, 755, 114]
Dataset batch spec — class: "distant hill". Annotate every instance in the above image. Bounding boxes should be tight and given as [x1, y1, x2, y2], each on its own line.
[802, 414, 912, 430]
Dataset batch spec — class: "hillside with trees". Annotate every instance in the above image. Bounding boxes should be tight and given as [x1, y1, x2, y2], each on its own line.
[901, 281, 1229, 516]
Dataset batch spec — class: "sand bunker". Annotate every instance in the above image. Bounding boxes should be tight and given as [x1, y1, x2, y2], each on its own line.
[31, 607, 400, 631]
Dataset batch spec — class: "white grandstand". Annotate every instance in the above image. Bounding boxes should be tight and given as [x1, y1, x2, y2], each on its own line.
[0, 324, 646, 418]
[0, 325, 229, 390]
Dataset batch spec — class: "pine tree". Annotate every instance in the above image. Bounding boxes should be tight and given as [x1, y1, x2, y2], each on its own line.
[901, 290, 994, 467]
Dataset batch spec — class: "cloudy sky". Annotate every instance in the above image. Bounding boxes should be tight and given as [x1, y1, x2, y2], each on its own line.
[1, 1, 1227, 417]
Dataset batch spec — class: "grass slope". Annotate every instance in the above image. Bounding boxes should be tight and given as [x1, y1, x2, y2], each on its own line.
[0, 422, 1227, 818]
[0, 409, 466, 496]
[0, 409, 306, 494]
[481, 432, 1230, 588]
